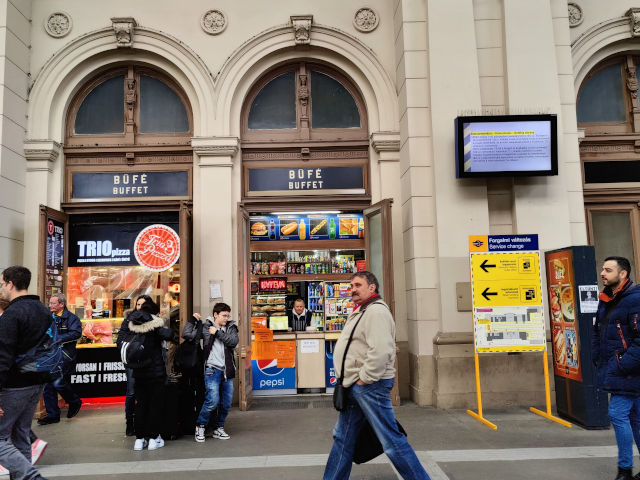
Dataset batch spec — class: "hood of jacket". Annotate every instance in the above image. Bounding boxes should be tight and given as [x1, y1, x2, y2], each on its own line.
[128, 313, 165, 333]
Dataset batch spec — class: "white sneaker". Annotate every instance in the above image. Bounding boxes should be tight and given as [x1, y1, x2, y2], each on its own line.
[195, 425, 205, 443]
[31, 439, 48, 464]
[148, 435, 164, 450]
[212, 427, 230, 440]
[133, 438, 148, 451]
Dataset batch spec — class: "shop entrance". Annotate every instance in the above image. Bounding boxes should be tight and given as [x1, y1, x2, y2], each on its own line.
[237, 201, 395, 410]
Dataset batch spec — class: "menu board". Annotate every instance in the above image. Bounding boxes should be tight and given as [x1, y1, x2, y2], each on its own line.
[546, 249, 582, 382]
[250, 214, 364, 241]
[45, 218, 65, 303]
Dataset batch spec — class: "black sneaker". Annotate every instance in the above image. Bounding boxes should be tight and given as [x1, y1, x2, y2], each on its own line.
[616, 467, 633, 480]
[126, 421, 135, 437]
[37, 416, 60, 426]
[67, 400, 82, 419]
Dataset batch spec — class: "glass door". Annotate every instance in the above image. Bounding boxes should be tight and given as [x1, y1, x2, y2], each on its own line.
[586, 204, 640, 285]
[237, 204, 253, 411]
[364, 199, 394, 314]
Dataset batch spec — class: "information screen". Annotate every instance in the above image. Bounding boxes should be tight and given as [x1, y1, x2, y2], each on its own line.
[455, 115, 557, 178]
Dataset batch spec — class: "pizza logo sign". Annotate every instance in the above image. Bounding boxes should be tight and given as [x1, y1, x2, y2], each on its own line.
[134, 224, 180, 272]
[47, 220, 55, 235]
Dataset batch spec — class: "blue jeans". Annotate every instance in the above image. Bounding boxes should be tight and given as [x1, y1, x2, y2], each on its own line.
[196, 368, 233, 428]
[323, 378, 430, 480]
[43, 374, 81, 419]
[609, 394, 640, 469]
[0, 385, 45, 479]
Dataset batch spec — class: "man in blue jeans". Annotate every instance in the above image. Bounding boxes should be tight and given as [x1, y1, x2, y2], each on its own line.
[185, 302, 238, 443]
[324, 271, 429, 480]
[592, 256, 640, 480]
[0, 266, 51, 479]
[39, 294, 82, 425]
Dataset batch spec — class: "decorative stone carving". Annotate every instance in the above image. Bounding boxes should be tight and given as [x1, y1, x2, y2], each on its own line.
[627, 64, 639, 99]
[201, 9, 227, 35]
[567, 3, 583, 28]
[290, 15, 313, 45]
[45, 12, 72, 38]
[627, 8, 640, 37]
[298, 74, 309, 121]
[111, 17, 137, 47]
[353, 7, 379, 33]
[125, 78, 137, 123]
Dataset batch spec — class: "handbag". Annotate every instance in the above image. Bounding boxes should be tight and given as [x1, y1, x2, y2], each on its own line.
[332, 301, 381, 411]
[353, 418, 407, 464]
[176, 320, 203, 374]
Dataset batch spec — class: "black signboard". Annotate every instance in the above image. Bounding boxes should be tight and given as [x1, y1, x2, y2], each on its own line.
[72, 347, 126, 398]
[72, 171, 189, 200]
[68, 222, 179, 267]
[46, 218, 64, 270]
[247, 166, 365, 195]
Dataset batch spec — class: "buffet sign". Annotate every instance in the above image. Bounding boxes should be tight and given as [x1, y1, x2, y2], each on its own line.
[246, 166, 365, 196]
[71, 171, 189, 201]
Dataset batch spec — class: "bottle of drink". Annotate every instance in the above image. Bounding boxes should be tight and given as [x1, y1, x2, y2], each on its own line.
[329, 218, 336, 239]
[269, 219, 275, 240]
[299, 219, 306, 240]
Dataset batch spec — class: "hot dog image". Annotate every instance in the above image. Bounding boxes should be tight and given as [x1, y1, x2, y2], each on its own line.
[311, 219, 327, 235]
[280, 221, 298, 235]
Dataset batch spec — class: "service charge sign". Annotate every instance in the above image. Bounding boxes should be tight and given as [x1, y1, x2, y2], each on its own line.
[469, 235, 546, 353]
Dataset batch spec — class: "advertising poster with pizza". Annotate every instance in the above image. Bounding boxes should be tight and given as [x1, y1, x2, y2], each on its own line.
[546, 249, 582, 381]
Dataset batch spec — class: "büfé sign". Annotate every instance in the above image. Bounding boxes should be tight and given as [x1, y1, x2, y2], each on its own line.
[246, 166, 365, 196]
[71, 171, 189, 201]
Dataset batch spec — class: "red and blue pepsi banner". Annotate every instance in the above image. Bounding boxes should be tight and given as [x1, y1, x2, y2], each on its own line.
[252, 359, 296, 390]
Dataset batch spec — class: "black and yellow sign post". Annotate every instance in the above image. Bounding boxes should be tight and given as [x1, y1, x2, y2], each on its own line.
[466, 234, 571, 430]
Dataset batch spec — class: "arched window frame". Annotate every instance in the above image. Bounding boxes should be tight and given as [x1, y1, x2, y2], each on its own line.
[65, 65, 193, 148]
[577, 55, 639, 136]
[241, 62, 369, 145]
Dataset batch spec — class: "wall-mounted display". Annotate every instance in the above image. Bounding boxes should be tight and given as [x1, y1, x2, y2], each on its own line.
[250, 214, 363, 241]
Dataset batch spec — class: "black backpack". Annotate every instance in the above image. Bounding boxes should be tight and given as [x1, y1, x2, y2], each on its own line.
[15, 314, 65, 382]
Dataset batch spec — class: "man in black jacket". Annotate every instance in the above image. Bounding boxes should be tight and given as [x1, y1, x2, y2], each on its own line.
[39, 293, 82, 425]
[0, 266, 50, 479]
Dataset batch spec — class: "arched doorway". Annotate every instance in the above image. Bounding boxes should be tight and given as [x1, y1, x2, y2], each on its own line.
[236, 62, 396, 409]
[578, 54, 640, 281]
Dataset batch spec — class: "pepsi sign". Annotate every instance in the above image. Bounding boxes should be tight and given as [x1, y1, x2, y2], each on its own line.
[252, 359, 296, 390]
[325, 341, 337, 387]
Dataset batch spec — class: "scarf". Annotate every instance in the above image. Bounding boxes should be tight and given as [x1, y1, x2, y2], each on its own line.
[599, 278, 631, 303]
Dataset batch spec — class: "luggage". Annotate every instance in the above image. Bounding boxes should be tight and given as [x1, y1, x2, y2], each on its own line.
[178, 375, 204, 435]
[161, 379, 181, 440]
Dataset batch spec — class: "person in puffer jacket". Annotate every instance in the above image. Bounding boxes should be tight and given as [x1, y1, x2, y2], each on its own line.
[183, 302, 237, 443]
[121, 300, 173, 452]
[592, 256, 640, 480]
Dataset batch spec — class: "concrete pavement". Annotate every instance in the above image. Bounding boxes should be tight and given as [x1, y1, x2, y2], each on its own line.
[5, 399, 628, 479]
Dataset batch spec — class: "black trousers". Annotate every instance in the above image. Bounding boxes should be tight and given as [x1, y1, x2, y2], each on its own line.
[134, 377, 165, 439]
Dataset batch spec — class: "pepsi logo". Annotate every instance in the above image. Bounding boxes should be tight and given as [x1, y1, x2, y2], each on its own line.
[329, 376, 337, 386]
[256, 359, 283, 376]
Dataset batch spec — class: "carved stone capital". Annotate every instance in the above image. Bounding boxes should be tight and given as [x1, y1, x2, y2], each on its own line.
[370, 131, 401, 153]
[24, 140, 61, 173]
[290, 15, 313, 45]
[191, 137, 239, 166]
[111, 17, 137, 47]
[627, 8, 640, 37]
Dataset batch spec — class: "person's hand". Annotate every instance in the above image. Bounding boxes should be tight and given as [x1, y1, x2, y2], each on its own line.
[356, 379, 367, 386]
[209, 325, 218, 335]
[0, 407, 3, 417]
[193, 313, 201, 321]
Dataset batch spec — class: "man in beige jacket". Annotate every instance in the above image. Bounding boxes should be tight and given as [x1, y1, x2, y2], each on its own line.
[323, 271, 430, 480]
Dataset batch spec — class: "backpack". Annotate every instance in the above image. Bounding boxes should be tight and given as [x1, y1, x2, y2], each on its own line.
[117, 328, 150, 369]
[15, 314, 65, 382]
[175, 320, 203, 375]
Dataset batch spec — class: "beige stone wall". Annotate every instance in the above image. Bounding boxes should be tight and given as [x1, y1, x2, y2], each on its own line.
[0, 0, 29, 271]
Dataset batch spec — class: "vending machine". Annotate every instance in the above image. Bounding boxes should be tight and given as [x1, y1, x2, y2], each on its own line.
[545, 245, 608, 428]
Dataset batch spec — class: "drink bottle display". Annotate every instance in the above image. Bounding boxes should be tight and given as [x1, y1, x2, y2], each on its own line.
[329, 218, 336, 239]
[299, 219, 306, 240]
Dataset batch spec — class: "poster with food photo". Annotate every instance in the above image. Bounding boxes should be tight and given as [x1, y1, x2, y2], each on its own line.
[308, 216, 329, 239]
[545, 249, 582, 382]
[279, 217, 303, 240]
[337, 214, 363, 239]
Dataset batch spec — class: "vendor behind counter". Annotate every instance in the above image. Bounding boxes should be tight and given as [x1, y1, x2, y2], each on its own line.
[288, 298, 312, 331]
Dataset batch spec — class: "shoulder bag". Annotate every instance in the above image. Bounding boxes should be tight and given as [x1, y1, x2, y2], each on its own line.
[176, 319, 204, 375]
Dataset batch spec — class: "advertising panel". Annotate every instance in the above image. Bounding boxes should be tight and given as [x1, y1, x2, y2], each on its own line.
[325, 340, 337, 388]
[72, 347, 127, 398]
[251, 359, 296, 390]
[250, 213, 363, 242]
[45, 218, 65, 302]
[546, 249, 582, 382]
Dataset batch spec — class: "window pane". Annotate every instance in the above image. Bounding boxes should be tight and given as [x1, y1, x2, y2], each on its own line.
[577, 64, 626, 123]
[139, 75, 189, 133]
[367, 212, 384, 298]
[591, 211, 636, 289]
[311, 71, 360, 129]
[248, 72, 296, 130]
[75, 76, 124, 134]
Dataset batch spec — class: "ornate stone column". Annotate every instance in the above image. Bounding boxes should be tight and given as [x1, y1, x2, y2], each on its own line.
[23, 140, 61, 290]
[191, 136, 239, 314]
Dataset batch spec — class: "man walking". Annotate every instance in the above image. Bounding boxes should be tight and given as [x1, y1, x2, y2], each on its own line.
[323, 271, 429, 480]
[592, 256, 640, 480]
[0, 266, 51, 479]
[39, 294, 82, 425]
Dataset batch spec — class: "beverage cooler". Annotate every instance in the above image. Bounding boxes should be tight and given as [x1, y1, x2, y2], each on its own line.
[545, 245, 608, 428]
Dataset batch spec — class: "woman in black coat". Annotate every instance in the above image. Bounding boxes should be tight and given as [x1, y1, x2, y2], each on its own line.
[120, 301, 173, 451]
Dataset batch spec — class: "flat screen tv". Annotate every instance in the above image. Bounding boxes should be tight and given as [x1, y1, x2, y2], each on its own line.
[455, 114, 558, 178]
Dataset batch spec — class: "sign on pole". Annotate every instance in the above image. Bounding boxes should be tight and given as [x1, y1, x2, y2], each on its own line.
[469, 234, 546, 353]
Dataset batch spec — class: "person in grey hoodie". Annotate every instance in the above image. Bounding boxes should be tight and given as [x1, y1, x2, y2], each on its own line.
[182, 302, 237, 443]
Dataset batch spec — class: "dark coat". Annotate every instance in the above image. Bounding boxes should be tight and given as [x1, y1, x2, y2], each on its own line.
[0, 295, 51, 389]
[592, 281, 640, 395]
[123, 310, 173, 381]
[183, 316, 238, 380]
[288, 309, 312, 331]
[55, 308, 82, 369]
